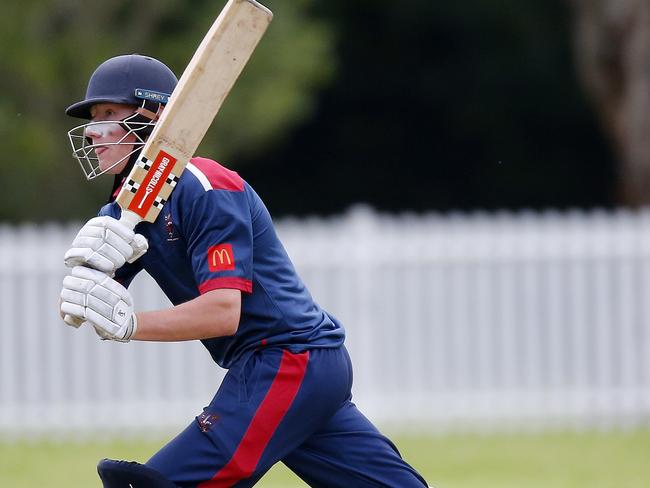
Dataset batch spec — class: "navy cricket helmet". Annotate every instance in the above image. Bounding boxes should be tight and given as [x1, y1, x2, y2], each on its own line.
[66, 54, 178, 119]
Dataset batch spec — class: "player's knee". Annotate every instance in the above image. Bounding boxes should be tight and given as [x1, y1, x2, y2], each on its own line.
[97, 458, 177, 487]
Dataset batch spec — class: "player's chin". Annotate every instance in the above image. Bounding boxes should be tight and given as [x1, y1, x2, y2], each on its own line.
[99, 157, 128, 175]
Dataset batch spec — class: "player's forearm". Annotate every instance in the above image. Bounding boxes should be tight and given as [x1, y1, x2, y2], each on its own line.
[133, 288, 241, 341]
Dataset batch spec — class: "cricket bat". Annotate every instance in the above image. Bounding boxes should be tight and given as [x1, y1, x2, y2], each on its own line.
[116, 0, 273, 229]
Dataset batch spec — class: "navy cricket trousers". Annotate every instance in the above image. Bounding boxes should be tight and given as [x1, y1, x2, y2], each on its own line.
[147, 346, 428, 487]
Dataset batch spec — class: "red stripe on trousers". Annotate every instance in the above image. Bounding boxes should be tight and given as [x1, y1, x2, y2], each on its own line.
[198, 350, 310, 487]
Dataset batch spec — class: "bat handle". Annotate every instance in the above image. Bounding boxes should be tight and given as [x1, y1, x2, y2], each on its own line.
[119, 209, 143, 230]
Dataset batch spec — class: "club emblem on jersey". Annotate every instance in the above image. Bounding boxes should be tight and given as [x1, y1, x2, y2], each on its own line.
[164, 213, 179, 242]
[197, 411, 220, 433]
[208, 243, 235, 272]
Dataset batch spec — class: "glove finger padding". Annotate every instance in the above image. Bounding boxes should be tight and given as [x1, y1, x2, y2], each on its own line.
[60, 283, 90, 304]
[63, 216, 148, 273]
[86, 216, 135, 242]
[60, 275, 90, 318]
[64, 248, 115, 275]
[61, 273, 95, 294]
[60, 301, 86, 319]
[60, 266, 137, 342]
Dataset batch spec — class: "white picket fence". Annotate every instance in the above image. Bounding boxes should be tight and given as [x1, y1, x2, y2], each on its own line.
[1, 206, 650, 437]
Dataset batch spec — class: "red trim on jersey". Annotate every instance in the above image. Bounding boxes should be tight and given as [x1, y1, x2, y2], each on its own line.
[198, 277, 253, 294]
[190, 157, 244, 191]
[198, 350, 310, 487]
[112, 177, 125, 200]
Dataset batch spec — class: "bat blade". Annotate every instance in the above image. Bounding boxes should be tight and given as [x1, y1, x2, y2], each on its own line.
[116, 0, 273, 227]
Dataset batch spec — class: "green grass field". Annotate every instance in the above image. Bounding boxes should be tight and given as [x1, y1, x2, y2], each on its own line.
[1, 430, 648, 487]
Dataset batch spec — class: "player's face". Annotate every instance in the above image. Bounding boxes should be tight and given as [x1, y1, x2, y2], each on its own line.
[85, 103, 138, 174]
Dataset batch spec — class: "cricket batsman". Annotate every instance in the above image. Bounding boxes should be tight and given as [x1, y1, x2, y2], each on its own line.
[59, 54, 429, 487]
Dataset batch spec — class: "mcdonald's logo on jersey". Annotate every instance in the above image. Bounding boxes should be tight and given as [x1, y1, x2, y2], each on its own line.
[208, 243, 235, 272]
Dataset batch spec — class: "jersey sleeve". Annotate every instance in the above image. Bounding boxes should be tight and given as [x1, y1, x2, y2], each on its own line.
[180, 186, 253, 295]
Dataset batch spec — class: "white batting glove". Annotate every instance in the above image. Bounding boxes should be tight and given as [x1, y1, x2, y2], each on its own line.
[60, 266, 138, 342]
[64, 314, 111, 342]
[64, 216, 148, 275]
[63, 314, 84, 328]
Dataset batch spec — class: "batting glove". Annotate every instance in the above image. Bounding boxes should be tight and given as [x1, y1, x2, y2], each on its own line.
[64, 216, 148, 275]
[60, 266, 138, 342]
[63, 314, 84, 328]
[62, 314, 112, 341]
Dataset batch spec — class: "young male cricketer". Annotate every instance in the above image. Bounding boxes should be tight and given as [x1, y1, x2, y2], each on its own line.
[59, 54, 430, 488]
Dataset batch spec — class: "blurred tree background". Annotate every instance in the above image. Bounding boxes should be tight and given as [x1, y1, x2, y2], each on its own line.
[0, 0, 635, 222]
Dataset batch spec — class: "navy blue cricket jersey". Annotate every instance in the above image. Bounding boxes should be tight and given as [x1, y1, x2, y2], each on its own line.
[99, 157, 345, 368]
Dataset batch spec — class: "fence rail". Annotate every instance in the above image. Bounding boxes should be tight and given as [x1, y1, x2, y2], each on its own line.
[1, 207, 650, 436]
